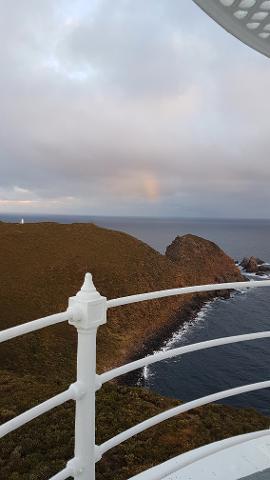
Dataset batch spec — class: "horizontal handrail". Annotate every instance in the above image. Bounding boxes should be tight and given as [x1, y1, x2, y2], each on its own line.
[0, 310, 71, 344]
[129, 429, 270, 480]
[0, 383, 79, 439]
[107, 279, 270, 308]
[100, 331, 270, 384]
[99, 379, 270, 456]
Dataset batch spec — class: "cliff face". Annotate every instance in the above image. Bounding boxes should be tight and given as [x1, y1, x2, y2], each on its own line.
[166, 234, 244, 285]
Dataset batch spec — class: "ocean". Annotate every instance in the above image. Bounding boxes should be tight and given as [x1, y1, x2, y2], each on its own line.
[2, 214, 270, 414]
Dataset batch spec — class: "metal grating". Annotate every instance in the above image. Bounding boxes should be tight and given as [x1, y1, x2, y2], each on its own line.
[241, 470, 270, 479]
[193, 0, 270, 57]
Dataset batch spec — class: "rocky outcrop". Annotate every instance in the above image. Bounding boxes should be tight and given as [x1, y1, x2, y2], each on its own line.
[166, 234, 244, 286]
[240, 256, 258, 273]
[124, 234, 245, 370]
[240, 256, 270, 275]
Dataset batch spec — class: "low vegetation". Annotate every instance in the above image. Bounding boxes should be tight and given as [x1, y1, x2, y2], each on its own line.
[0, 222, 254, 479]
[1, 374, 269, 480]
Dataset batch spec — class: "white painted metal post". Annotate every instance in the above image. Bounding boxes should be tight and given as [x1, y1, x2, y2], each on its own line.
[68, 273, 107, 480]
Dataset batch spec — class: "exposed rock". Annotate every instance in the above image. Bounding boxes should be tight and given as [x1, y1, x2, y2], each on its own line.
[245, 256, 259, 273]
[240, 256, 269, 274]
[240, 257, 250, 269]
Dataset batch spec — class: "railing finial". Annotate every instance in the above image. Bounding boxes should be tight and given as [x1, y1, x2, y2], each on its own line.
[75, 272, 101, 301]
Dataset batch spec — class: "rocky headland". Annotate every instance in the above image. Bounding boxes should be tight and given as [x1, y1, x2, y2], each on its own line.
[0, 224, 244, 377]
[166, 233, 243, 285]
[131, 233, 245, 365]
[0, 222, 259, 480]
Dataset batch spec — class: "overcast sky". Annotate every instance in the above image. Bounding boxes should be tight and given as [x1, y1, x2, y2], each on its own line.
[1, 0, 270, 218]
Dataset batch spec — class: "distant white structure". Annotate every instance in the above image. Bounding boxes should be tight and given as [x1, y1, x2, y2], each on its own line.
[20, 218, 24, 225]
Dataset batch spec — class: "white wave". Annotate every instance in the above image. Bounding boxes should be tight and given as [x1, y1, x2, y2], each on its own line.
[141, 260, 270, 383]
[244, 271, 270, 280]
[236, 289, 248, 294]
[140, 301, 214, 384]
[238, 259, 270, 281]
[162, 300, 216, 352]
[142, 365, 150, 380]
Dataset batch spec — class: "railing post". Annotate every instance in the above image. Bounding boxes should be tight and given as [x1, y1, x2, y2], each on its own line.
[68, 273, 107, 480]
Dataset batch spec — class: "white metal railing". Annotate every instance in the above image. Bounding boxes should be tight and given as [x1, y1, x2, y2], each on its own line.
[129, 428, 270, 480]
[1, 274, 270, 480]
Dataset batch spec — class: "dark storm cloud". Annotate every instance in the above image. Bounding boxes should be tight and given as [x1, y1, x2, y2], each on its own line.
[0, 0, 270, 217]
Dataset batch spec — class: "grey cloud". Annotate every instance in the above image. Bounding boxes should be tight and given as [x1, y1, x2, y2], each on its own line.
[0, 0, 270, 217]
[59, 0, 217, 97]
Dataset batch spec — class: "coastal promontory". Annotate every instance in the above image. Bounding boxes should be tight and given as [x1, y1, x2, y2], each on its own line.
[0, 223, 244, 376]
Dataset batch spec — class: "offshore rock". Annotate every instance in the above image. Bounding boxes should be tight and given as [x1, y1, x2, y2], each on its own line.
[240, 256, 268, 273]
[245, 256, 259, 273]
[240, 256, 259, 273]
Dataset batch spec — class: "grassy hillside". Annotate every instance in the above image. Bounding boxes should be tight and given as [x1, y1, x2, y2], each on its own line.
[0, 223, 243, 377]
[0, 222, 186, 380]
[0, 222, 248, 479]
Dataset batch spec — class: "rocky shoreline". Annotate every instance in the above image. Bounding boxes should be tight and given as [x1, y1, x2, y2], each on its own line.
[121, 284, 243, 387]
[119, 294, 209, 385]
[124, 252, 270, 389]
[120, 234, 245, 386]
[120, 294, 222, 386]
[239, 256, 270, 276]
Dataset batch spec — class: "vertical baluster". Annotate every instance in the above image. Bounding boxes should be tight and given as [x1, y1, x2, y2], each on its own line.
[68, 273, 107, 479]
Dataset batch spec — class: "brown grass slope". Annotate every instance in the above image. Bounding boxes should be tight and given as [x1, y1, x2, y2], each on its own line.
[0, 223, 248, 479]
[0, 221, 184, 380]
[0, 224, 243, 378]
